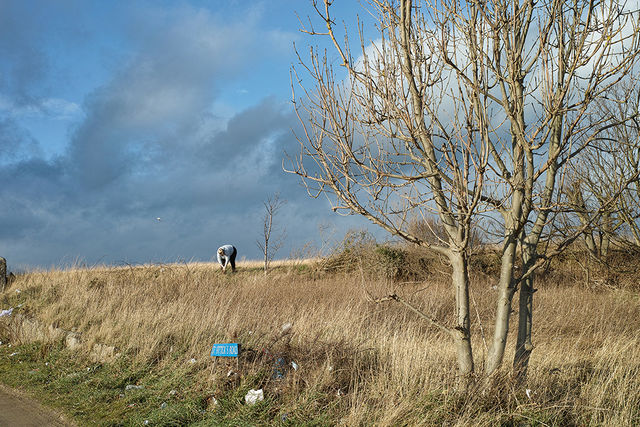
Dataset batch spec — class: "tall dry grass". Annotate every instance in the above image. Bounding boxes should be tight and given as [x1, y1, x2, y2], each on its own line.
[2, 257, 640, 425]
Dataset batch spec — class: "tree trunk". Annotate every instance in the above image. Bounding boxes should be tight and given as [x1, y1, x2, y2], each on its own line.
[513, 267, 534, 381]
[263, 241, 269, 274]
[0, 257, 6, 293]
[450, 251, 474, 380]
[584, 233, 598, 258]
[485, 238, 518, 375]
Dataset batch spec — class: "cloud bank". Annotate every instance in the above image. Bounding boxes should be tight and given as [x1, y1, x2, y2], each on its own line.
[0, 2, 374, 270]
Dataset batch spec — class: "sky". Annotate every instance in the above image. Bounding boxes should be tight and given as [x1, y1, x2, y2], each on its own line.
[0, 0, 384, 270]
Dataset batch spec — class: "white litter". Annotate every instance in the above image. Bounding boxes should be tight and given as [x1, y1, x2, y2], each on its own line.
[281, 323, 292, 334]
[15, 289, 20, 294]
[244, 389, 264, 405]
[125, 384, 144, 391]
[9, 352, 18, 357]
[0, 308, 13, 317]
[525, 389, 533, 400]
[189, 358, 197, 364]
[291, 361, 299, 371]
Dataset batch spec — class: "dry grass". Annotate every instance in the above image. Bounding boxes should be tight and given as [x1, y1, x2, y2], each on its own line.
[2, 257, 640, 425]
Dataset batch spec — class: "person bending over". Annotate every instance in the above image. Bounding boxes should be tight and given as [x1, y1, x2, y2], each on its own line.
[217, 245, 237, 273]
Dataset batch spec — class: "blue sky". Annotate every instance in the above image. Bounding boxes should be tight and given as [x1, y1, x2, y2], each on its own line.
[0, 0, 383, 269]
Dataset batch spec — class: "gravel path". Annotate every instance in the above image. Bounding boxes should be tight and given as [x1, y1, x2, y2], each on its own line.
[0, 384, 72, 426]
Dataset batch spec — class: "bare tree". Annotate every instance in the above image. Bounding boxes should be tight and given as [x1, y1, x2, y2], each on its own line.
[289, 0, 640, 380]
[565, 86, 640, 259]
[257, 194, 287, 274]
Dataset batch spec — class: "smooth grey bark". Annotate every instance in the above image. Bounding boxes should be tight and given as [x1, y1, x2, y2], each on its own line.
[485, 237, 518, 374]
[514, 248, 535, 380]
[450, 251, 474, 378]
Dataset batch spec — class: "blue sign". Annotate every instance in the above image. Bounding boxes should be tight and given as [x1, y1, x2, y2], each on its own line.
[210, 343, 239, 357]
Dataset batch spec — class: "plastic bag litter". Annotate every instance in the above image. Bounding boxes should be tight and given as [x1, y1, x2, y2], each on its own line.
[281, 323, 292, 334]
[244, 389, 264, 405]
[0, 308, 13, 317]
[125, 384, 144, 391]
[291, 361, 299, 371]
[272, 357, 287, 379]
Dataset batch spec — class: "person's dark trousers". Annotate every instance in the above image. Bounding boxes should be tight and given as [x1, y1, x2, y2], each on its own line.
[229, 246, 237, 272]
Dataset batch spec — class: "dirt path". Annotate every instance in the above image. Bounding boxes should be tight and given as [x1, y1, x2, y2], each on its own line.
[0, 384, 72, 426]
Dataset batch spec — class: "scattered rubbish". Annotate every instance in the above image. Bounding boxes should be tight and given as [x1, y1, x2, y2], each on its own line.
[119, 394, 125, 398]
[160, 402, 168, 409]
[281, 413, 288, 422]
[127, 403, 136, 408]
[168, 390, 177, 396]
[28, 369, 39, 374]
[189, 358, 197, 364]
[0, 341, 3, 346]
[0, 308, 13, 317]
[143, 420, 149, 425]
[526, 389, 534, 400]
[227, 369, 235, 377]
[9, 352, 18, 357]
[336, 389, 344, 397]
[125, 384, 144, 391]
[281, 322, 292, 334]
[45, 362, 49, 366]
[244, 389, 264, 405]
[205, 396, 219, 409]
[291, 361, 299, 371]
[15, 289, 21, 294]
[272, 357, 288, 379]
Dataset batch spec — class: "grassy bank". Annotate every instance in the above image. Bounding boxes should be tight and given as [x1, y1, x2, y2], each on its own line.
[1, 256, 639, 425]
